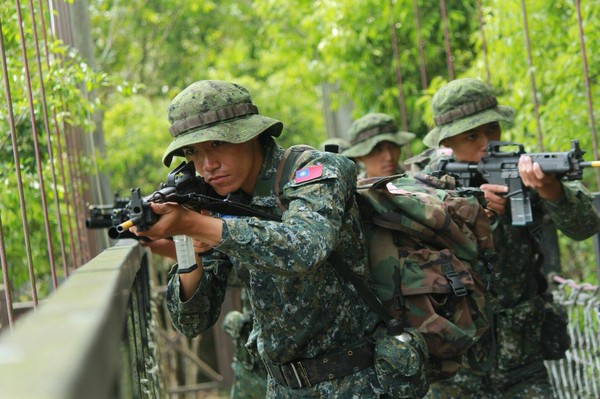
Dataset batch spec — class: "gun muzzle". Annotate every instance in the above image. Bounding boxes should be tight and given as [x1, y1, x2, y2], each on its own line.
[116, 219, 135, 233]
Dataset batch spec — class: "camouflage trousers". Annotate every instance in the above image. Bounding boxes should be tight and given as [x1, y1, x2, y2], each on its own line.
[229, 359, 268, 399]
[425, 360, 556, 399]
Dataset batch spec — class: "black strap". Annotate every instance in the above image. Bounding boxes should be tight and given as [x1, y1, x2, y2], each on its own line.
[176, 263, 198, 274]
[274, 145, 316, 212]
[164, 192, 281, 221]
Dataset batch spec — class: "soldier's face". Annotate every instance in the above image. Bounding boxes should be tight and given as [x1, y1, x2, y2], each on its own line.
[357, 141, 401, 178]
[182, 138, 263, 196]
[441, 122, 501, 162]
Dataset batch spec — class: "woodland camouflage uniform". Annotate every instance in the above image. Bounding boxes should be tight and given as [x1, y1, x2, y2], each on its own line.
[421, 78, 600, 398]
[163, 80, 414, 398]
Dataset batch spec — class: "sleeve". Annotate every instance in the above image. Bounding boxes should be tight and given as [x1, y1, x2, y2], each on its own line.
[166, 250, 232, 337]
[215, 152, 358, 276]
[542, 180, 600, 241]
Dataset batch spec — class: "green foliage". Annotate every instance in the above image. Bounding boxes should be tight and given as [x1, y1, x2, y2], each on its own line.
[100, 95, 170, 193]
[461, 1, 599, 160]
[87, 0, 600, 284]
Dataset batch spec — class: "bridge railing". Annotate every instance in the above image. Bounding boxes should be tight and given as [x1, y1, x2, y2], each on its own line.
[0, 239, 166, 399]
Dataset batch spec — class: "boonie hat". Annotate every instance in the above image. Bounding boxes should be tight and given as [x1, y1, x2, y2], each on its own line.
[423, 78, 515, 148]
[162, 80, 283, 166]
[341, 113, 415, 158]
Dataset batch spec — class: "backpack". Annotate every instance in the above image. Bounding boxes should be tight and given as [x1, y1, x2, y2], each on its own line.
[276, 146, 496, 382]
[355, 172, 496, 381]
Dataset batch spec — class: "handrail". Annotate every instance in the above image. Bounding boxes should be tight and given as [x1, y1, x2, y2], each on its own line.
[0, 239, 153, 399]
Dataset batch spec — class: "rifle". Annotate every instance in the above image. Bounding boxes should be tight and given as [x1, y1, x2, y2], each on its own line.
[85, 194, 137, 239]
[86, 160, 281, 241]
[435, 139, 600, 226]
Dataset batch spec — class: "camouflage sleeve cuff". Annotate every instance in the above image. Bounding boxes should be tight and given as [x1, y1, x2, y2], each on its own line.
[542, 181, 588, 211]
[542, 180, 600, 240]
[214, 217, 263, 256]
[167, 268, 211, 311]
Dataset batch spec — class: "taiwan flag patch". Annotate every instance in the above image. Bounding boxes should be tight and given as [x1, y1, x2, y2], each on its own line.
[294, 164, 323, 183]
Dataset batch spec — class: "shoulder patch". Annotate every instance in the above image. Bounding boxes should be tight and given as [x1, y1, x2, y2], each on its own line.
[294, 164, 323, 183]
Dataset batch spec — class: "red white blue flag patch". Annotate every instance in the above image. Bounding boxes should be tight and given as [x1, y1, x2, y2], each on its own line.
[294, 164, 323, 183]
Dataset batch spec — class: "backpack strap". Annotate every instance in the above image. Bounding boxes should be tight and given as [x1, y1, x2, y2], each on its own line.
[329, 252, 404, 335]
[274, 144, 316, 212]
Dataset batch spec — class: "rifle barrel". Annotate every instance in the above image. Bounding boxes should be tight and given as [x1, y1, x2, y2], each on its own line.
[117, 219, 135, 233]
[580, 161, 600, 168]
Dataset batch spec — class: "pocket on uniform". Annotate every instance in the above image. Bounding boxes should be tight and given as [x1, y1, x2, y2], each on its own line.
[494, 296, 544, 371]
[373, 327, 430, 398]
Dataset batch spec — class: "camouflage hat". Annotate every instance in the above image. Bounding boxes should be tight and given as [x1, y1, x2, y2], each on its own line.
[423, 78, 515, 148]
[162, 80, 283, 166]
[341, 113, 415, 158]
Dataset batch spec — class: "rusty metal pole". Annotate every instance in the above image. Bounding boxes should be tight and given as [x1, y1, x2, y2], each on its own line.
[0, 14, 39, 305]
[476, 0, 491, 85]
[412, 0, 428, 90]
[574, 0, 600, 190]
[519, 0, 545, 152]
[15, 0, 59, 289]
[440, 0, 454, 81]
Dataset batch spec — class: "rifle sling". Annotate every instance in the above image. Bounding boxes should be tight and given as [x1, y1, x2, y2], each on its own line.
[167, 193, 282, 221]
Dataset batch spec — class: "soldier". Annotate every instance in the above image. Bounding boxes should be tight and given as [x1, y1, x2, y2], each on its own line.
[132, 80, 428, 397]
[422, 78, 600, 398]
[342, 112, 415, 178]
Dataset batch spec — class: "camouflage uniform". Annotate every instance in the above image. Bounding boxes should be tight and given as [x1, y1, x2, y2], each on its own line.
[163, 80, 387, 398]
[342, 112, 415, 177]
[421, 78, 600, 399]
[222, 296, 267, 398]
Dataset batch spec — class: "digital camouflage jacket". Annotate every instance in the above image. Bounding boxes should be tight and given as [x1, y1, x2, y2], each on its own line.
[166, 138, 383, 397]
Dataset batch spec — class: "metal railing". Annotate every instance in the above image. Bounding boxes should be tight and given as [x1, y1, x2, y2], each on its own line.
[0, 240, 165, 399]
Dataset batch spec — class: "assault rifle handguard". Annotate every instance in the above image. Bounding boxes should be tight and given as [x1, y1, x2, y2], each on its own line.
[85, 195, 137, 239]
[86, 161, 280, 240]
[436, 139, 600, 226]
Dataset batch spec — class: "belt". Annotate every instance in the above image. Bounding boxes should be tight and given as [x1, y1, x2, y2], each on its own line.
[263, 341, 374, 389]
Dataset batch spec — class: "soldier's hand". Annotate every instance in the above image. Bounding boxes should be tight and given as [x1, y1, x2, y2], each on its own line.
[132, 202, 197, 240]
[480, 183, 508, 216]
[519, 155, 562, 201]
